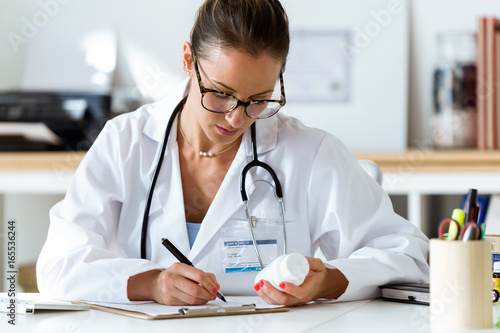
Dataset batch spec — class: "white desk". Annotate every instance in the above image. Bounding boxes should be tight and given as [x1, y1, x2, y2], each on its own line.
[1, 298, 497, 333]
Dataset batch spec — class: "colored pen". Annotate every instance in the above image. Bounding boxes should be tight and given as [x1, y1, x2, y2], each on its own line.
[463, 189, 479, 224]
[161, 238, 227, 303]
[448, 208, 465, 240]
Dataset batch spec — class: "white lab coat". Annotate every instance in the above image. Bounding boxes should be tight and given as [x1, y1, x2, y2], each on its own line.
[37, 79, 429, 303]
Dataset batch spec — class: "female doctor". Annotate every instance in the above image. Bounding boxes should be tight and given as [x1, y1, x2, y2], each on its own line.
[37, 0, 429, 307]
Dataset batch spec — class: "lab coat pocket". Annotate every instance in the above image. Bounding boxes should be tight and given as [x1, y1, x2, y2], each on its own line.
[219, 218, 296, 274]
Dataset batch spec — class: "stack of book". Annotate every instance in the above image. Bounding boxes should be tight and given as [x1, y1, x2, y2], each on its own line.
[477, 17, 500, 149]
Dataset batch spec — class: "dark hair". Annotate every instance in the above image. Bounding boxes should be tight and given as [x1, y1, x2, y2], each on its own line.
[191, 0, 290, 70]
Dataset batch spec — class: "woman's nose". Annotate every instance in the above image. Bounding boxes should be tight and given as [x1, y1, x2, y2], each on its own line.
[225, 105, 246, 128]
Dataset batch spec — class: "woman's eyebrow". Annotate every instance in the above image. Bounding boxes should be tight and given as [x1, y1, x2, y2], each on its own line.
[212, 79, 275, 98]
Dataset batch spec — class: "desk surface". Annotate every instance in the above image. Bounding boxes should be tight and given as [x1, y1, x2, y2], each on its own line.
[1, 297, 495, 333]
[2, 150, 500, 172]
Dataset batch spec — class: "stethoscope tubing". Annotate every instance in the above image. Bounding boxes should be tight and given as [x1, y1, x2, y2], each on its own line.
[141, 97, 186, 259]
[240, 124, 286, 267]
[141, 97, 286, 266]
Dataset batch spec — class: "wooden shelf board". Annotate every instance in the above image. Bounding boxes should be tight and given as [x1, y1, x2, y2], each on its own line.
[1, 150, 500, 173]
[0, 152, 85, 171]
[354, 150, 500, 173]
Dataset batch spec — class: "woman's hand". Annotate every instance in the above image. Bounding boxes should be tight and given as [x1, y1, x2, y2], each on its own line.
[253, 257, 349, 306]
[127, 263, 220, 305]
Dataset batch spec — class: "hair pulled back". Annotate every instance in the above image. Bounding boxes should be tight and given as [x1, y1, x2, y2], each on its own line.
[191, 0, 290, 70]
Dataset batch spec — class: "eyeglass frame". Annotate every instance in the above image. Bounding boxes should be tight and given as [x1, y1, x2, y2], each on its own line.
[191, 52, 286, 119]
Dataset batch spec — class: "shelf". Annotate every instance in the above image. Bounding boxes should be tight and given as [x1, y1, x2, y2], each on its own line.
[0, 151, 84, 171]
[2, 149, 500, 172]
[354, 150, 500, 172]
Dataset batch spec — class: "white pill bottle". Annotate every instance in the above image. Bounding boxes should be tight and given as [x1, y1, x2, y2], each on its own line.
[255, 253, 310, 289]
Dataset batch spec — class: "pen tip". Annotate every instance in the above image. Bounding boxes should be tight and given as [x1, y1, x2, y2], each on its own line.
[217, 292, 227, 303]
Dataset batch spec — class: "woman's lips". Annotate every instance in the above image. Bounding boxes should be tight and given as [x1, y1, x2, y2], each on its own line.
[217, 126, 239, 137]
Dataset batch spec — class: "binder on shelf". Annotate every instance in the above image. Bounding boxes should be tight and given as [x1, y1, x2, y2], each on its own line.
[477, 17, 486, 149]
[477, 17, 500, 150]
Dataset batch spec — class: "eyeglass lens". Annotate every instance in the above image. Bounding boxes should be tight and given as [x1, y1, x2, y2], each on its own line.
[202, 92, 282, 118]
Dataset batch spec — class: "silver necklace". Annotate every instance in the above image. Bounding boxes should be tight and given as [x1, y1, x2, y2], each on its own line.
[179, 124, 239, 157]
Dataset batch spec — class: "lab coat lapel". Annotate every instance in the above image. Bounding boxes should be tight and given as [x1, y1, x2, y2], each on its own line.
[188, 118, 278, 261]
[143, 79, 191, 256]
[151, 127, 191, 256]
[188, 142, 249, 261]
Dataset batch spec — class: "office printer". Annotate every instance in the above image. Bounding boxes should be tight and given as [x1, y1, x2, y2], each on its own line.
[0, 92, 110, 151]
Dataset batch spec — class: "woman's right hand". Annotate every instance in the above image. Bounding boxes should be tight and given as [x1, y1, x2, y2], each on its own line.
[127, 264, 220, 305]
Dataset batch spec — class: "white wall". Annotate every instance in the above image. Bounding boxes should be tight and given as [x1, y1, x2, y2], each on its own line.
[0, 0, 411, 152]
[0, 0, 204, 96]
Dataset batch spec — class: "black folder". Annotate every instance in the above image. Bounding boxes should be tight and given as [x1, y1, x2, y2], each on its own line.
[379, 284, 429, 305]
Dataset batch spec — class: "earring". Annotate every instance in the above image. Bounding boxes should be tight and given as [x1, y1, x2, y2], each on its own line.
[183, 63, 191, 76]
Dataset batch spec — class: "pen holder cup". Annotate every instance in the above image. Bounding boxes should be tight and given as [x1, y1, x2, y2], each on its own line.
[430, 239, 492, 329]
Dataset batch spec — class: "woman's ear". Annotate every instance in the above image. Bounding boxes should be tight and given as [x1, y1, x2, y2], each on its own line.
[182, 42, 194, 76]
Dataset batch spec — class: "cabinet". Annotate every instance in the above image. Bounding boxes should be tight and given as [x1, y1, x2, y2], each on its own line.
[355, 150, 500, 235]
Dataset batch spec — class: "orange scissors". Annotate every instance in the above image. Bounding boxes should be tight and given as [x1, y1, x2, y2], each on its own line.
[438, 218, 481, 241]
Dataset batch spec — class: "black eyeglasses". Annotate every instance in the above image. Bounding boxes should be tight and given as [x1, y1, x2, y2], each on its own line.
[192, 52, 286, 119]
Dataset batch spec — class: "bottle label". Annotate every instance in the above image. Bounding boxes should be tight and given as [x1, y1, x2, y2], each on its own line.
[493, 277, 500, 291]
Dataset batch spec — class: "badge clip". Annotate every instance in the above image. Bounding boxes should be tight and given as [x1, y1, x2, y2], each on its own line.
[250, 216, 257, 228]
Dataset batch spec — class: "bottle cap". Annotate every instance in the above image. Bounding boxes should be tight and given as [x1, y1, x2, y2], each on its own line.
[494, 261, 500, 273]
[282, 253, 309, 285]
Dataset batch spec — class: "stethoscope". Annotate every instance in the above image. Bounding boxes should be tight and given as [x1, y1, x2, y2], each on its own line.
[140, 97, 287, 269]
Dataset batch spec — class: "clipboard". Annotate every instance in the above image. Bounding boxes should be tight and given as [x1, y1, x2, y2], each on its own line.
[77, 300, 289, 320]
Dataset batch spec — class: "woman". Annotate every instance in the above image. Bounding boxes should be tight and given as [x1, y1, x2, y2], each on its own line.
[37, 0, 429, 307]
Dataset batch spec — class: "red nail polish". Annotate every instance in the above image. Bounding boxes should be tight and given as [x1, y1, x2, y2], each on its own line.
[259, 280, 264, 287]
[254, 284, 260, 292]
[212, 296, 216, 300]
[279, 282, 285, 289]
[212, 287, 218, 294]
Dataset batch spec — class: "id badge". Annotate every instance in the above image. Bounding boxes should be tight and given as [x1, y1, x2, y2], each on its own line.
[220, 219, 284, 273]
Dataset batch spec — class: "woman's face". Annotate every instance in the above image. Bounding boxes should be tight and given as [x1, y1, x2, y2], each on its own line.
[183, 43, 283, 146]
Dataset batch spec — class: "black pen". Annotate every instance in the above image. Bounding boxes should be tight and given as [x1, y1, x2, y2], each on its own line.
[464, 189, 479, 224]
[161, 238, 227, 303]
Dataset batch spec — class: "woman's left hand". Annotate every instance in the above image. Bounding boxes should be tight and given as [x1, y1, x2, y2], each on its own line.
[254, 257, 349, 306]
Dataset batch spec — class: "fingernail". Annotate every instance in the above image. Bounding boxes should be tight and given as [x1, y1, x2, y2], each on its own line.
[212, 287, 218, 294]
[279, 282, 285, 289]
[254, 284, 260, 291]
[258, 280, 264, 287]
[212, 296, 216, 300]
